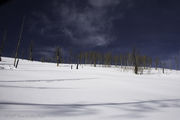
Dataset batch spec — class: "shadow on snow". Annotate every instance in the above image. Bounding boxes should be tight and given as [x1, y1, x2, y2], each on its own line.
[0, 78, 96, 83]
[0, 85, 76, 89]
[0, 99, 180, 118]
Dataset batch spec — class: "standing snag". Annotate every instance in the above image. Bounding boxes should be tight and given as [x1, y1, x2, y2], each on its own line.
[15, 58, 19, 68]
[56, 47, 60, 67]
[0, 29, 7, 61]
[29, 40, 33, 61]
[104, 52, 112, 67]
[161, 62, 166, 74]
[119, 54, 123, 68]
[14, 16, 25, 67]
[155, 57, 159, 70]
[93, 52, 97, 67]
[132, 48, 138, 74]
[175, 56, 179, 70]
[76, 56, 79, 69]
[69, 49, 73, 64]
[114, 55, 119, 66]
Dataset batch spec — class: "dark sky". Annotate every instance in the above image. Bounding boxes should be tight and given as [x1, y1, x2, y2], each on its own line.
[0, 0, 180, 61]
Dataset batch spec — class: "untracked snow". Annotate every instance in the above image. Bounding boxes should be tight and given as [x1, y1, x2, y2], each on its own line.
[0, 57, 180, 120]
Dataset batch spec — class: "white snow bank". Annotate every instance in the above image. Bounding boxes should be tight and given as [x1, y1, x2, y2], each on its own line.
[0, 57, 180, 120]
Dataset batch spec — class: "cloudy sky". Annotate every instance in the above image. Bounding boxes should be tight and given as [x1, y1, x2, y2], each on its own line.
[0, 0, 180, 60]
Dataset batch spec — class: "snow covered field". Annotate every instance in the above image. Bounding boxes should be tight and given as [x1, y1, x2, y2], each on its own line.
[0, 57, 180, 120]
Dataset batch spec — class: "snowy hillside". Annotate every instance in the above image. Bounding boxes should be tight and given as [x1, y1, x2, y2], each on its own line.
[0, 57, 180, 120]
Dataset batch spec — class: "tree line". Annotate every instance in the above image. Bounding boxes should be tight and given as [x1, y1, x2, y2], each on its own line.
[50, 46, 179, 74]
[0, 16, 179, 74]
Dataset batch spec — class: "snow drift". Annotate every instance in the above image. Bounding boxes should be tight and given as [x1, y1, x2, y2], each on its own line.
[0, 57, 180, 120]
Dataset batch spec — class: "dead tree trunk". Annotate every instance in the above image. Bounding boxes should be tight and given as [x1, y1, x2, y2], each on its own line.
[76, 60, 79, 69]
[93, 52, 97, 67]
[162, 62, 166, 74]
[132, 48, 138, 74]
[15, 58, 19, 68]
[29, 40, 33, 61]
[155, 57, 159, 70]
[14, 16, 25, 67]
[76, 56, 79, 69]
[56, 47, 60, 66]
[0, 29, 7, 61]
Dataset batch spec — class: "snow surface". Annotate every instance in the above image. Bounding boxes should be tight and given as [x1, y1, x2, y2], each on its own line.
[0, 57, 180, 120]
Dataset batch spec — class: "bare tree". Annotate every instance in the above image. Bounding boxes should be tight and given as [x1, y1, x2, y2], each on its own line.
[76, 55, 79, 69]
[93, 52, 97, 67]
[56, 47, 60, 66]
[29, 40, 33, 61]
[155, 57, 159, 70]
[161, 62, 166, 74]
[0, 29, 7, 61]
[41, 57, 45, 62]
[79, 52, 83, 65]
[127, 53, 132, 66]
[114, 55, 119, 66]
[175, 56, 179, 70]
[142, 56, 147, 69]
[147, 57, 152, 68]
[119, 54, 123, 68]
[15, 58, 20, 68]
[69, 49, 73, 64]
[124, 54, 128, 69]
[14, 16, 25, 67]
[104, 52, 112, 67]
[132, 48, 138, 74]
[84, 52, 89, 64]
[97, 52, 103, 65]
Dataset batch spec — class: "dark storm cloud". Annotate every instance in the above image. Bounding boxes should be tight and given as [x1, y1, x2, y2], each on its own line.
[29, 0, 133, 47]
[0, 0, 180, 61]
[88, 0, 120, 7]
[58, 1, 112, 46]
